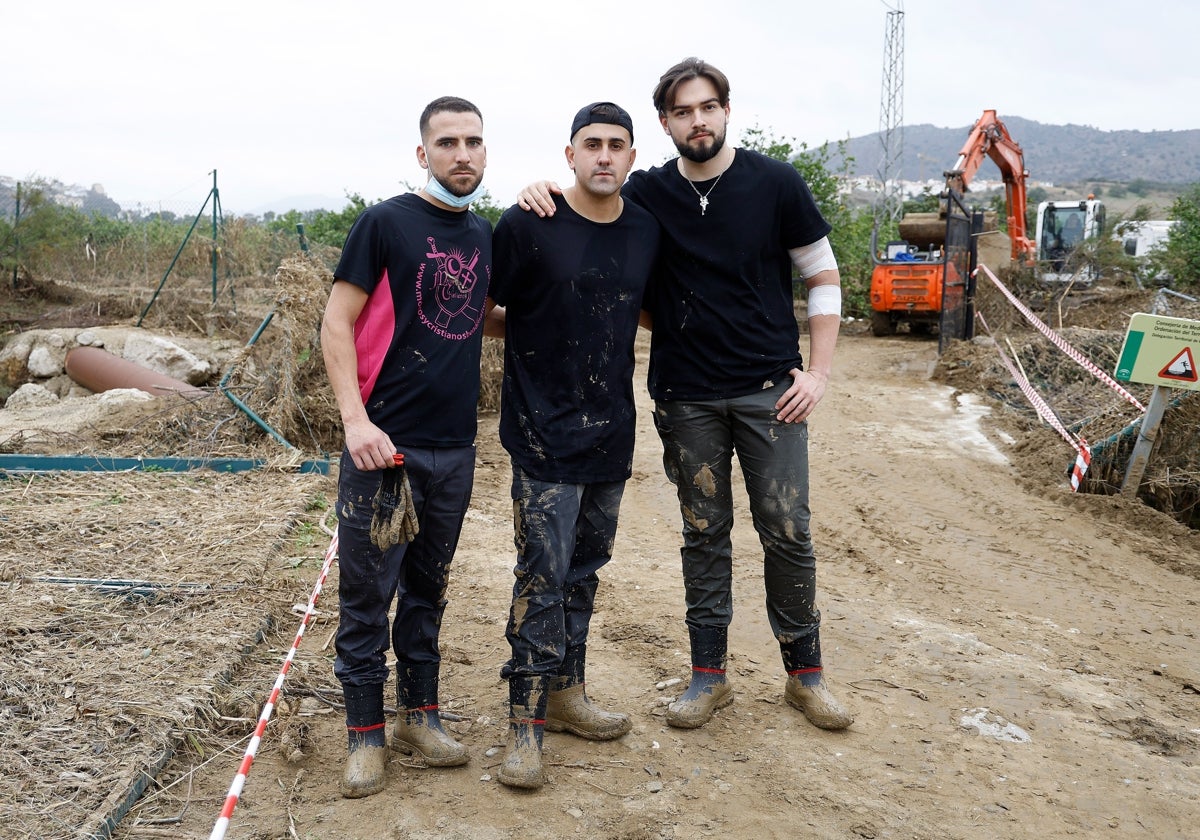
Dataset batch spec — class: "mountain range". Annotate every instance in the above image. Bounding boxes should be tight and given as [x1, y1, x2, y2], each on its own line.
[826, 115, 1200, 186]
[5, 118, 1199, 220]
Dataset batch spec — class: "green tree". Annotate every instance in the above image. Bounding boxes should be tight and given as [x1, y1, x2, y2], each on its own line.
[0, 183, 95, 279]
[902, 187, 942, 214]
[739, 126, 873, 315]
[305, 193, 372, 248]
[1127, 178, 1152, 198]
[1151, 184, 1200, 290]
[470, 192, 504, 228]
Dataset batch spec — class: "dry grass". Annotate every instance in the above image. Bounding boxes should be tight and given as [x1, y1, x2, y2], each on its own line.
[0, 469, 331, 840]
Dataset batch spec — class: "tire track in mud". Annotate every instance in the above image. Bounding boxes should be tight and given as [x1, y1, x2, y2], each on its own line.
[802, 334, 1200, 838]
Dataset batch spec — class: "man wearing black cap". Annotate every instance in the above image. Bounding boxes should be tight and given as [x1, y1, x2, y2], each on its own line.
[485, 102, 660, 790]
[518, 58, 854, 735]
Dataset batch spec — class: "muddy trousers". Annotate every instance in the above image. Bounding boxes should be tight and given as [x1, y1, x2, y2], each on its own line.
[500, 465, 625, 680]
[333, 446, 475, 689]
[653, 384, 822, 673]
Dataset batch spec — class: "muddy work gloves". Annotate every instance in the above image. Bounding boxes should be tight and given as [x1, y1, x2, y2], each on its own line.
[369, 453, 419, 550]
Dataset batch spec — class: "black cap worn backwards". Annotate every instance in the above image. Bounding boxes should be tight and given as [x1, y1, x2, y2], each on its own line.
[569, 102, 634, 144]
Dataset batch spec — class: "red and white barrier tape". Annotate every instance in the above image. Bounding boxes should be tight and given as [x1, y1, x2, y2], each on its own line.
[975, 263, 1147, 413]
[1070, 446, 1092, 492]
[978, 312, 1091, 491]
[209, 524, 339, 840]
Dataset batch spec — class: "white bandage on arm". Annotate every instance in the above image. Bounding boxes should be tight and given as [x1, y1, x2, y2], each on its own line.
[806, 283, 842, 318]
[790, 237, 841, 317]
[789, 237, 838, 278]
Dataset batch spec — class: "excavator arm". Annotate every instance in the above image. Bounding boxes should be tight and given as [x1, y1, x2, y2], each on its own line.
[943, 109, 1037, 262]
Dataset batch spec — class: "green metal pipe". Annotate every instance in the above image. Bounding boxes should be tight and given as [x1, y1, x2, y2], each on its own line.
[221, 387, 297, 450]
[211, 169, 219, 303]
[136, 189, 214, 326]
[11, 182, 20, 290]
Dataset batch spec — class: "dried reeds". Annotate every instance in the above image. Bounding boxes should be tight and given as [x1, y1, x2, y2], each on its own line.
[0, 469, 330, 840]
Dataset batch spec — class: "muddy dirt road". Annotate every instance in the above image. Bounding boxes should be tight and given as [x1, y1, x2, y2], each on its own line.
[116, 330, 1200, 840]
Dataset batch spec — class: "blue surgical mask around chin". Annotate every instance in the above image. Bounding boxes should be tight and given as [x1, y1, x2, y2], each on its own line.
[423, 175, 486, 209]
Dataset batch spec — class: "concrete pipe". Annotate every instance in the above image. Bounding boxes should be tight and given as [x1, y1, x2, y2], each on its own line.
[65, 346, 206, 400]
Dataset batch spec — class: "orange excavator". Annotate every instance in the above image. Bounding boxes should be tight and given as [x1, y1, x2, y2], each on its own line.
[869, 109, 1035, 338]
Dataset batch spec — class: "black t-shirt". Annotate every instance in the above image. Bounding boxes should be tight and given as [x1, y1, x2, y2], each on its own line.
[624, 148, 832, 401]
[491, 195, 660, 483]
[333, 193, 492, 446]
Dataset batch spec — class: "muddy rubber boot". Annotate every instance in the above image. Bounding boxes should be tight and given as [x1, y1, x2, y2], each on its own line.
[546, 683, 632, 740]
[392, 662, 468, 767]
[546, 645, 631, 741]
[340, 683, 387, 799]
[784, 674, 854, 730]
[667, 625, 733, 729]
[780, 632, 853, 730]
[498, 675, 548, 790]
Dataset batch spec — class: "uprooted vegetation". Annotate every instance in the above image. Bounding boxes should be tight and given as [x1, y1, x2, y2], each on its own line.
[934, 279, 1200, 528]
[3, 259, 1198, 526]
[1, 255, 505, 460]
[2, 257, 1199, 840]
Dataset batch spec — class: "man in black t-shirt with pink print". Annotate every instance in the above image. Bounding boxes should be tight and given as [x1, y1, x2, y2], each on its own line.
[321, 95, 493, 800]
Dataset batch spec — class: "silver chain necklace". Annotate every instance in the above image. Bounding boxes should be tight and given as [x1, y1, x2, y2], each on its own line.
[684, 172, 724, 215]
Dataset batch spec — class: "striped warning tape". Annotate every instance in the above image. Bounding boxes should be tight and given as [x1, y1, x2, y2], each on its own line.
[1070, 446, 1093, 492]
[978, 312, 1091, 492]
[209, 521, 340, 840]
[976, 264, 1147, 413]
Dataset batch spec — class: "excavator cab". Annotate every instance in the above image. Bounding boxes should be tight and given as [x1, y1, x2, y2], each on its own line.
[1035, 199, 1105, 283]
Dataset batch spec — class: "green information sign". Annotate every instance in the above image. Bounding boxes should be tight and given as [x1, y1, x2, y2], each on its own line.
[1115, 313, 1200, 391]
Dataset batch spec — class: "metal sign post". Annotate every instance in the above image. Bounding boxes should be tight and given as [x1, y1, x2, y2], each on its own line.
[1119, 385, 1168, 495]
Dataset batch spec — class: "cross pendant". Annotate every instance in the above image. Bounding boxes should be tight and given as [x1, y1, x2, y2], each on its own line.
[699, 195, 709, 215]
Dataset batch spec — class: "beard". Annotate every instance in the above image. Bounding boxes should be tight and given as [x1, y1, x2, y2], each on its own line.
[437, 169, 483, 197]
[674, 127, 727, 164]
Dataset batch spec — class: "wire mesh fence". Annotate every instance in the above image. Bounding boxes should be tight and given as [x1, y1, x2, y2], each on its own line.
[1, 176, 342, 293]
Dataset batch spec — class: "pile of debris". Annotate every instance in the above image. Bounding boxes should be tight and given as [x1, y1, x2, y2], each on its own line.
[937, 285, 1200, 527]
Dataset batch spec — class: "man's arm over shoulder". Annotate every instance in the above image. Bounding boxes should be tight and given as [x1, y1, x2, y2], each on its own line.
[483, 297, 505, 338]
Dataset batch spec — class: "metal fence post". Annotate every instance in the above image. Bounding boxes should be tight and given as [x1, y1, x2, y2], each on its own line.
[11, 182, 20, 289]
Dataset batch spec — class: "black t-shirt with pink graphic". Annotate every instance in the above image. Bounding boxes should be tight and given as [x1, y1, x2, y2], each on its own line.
[334, 193, 492, 446]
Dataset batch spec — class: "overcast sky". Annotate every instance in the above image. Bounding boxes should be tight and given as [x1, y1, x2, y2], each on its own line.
[5, 0, 1197, 216]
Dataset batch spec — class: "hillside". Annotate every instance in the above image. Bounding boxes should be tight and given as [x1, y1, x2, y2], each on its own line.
[828, 116, 1200, 186]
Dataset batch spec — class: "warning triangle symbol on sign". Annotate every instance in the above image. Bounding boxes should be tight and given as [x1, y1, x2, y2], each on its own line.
[1159, 346, 1197, 382]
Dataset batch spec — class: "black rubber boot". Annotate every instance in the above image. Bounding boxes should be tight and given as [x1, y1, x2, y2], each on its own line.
[340, 683, 387, 798]
[667, 625, 733, 729]
[546, 644, 631, 741]
[499, 674, 549, 790]
[392, 661, 467, 767]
